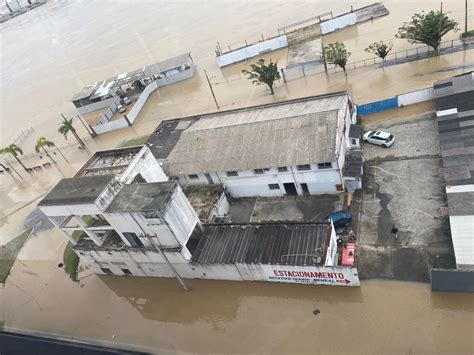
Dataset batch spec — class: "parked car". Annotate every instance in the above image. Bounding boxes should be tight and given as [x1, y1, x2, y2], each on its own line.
[122, 96, 131, 105]
[363, 130, 395, 148]
[323, 210, 352, 229]
[117, 104, 126, 113]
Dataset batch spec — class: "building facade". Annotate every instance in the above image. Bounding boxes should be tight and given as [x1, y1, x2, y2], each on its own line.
[38, 145, 360, 287]
[151, 92, 357, 198]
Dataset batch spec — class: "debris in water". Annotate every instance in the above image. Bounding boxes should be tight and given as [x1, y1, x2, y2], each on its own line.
[57, 263, 63, 268]
[313, 309, 320, 316]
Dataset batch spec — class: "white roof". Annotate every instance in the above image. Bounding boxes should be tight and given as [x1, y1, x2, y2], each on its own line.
[446, 184, 474, 267]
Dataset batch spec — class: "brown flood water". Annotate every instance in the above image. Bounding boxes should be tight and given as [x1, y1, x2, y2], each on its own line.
[1, 1, 473, 353]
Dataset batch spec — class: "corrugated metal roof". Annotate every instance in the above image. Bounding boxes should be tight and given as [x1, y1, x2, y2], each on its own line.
[192, 222, 330, 266]
[434, 72, 474, 186]
[167, 108, 341, 175]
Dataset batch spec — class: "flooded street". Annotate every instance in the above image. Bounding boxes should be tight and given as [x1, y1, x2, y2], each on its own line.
[1, 0, 474, 353]
[1, 224, 474, 354]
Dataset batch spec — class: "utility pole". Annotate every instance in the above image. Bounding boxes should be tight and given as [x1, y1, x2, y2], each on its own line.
[204, 70, 220, 110]
[465, 0, 469, 34]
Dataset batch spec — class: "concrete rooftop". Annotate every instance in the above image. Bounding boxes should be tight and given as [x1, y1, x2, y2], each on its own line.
[106, 181, 176, 213]
[38, 175, 115, 206]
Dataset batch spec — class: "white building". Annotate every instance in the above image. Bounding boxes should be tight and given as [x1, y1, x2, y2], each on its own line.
[155, 92, 357, 197]
[38, 145, 360, 287]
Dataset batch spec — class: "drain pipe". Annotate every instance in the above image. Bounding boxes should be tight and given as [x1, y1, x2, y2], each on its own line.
[129, 213, 190, 291]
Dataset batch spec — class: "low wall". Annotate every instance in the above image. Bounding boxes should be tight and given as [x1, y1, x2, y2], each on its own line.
[320, 13, 356, 34]
[92, 118, 129, 135]
[356, 97, 398, 115]
[98, 96, 122, 124]
[156, 64, 196, 87]
[77, 97, 115, 115]
[217, 35, 288, 67]
[357, 86, 436, 115]
[127, 81, 159, 124]
[397, 87, 434, 107]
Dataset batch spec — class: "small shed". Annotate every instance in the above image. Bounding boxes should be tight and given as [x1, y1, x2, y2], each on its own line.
[349, 124, 361, 149]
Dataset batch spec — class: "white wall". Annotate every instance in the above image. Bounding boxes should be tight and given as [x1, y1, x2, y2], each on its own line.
[320, 13, 357, 34]
[163, 185, 200, 246]
[120, 146, 168, 184]
[77, 97, 115, 115]
[93, 118, 130, 135]
[127, 81, 159, 124]
[78, 246, 360, 287]
[397, 87, 435, 107]
[220, 164, 341, 197]
[217, 35, 288, 67]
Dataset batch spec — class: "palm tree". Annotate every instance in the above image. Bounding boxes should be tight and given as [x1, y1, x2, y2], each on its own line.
[35, 137, 56, 163]
[58, 118, 86, 148]
[0, 144, 28, 172]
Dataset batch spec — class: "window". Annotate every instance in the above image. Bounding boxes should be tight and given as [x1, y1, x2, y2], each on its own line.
[278, 166, 288, 172]
[188, 174, 199, 180]
[101, 268, 113, 275]
[268, 184, 280, 190]
[123, 232, 144, 247]
[352, 138, 357, 145]
[318, 162, 332, 169]
[226, 171, 238, 177]
[121, 268, 132, 275]
[254, 169, 264, 175]
[296, 164, 311, 171]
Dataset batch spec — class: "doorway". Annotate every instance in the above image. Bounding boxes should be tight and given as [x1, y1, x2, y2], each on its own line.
[283, 182, 298, 196]
[301, 183, 309, 195]
[205, 173, 214, 185]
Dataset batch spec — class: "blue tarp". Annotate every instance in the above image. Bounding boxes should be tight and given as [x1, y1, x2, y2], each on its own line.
[357, 97, 399, 115]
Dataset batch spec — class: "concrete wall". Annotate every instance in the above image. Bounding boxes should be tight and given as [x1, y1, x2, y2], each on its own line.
[79, 247, 360, 286]
[163, 185, 200, 246]
[217, 35, 288, 67]
[397, 87, 434, 107]
[156, 63, 196, 87]
[320, 13, 357, 34]
[77, 97, 115, 115]
[98, 96, 122, 125]
[221, 164, 342, 197]
[127, 81, 159, 124]
[120, 146, 168, 184]
[93, 118, 129, 135]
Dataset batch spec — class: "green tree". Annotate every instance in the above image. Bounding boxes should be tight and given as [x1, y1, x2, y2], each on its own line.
[324, 42, 351, 72]
[0, 144, 27, 171]
[242, 58, 280, 95]
[365, 41, 394, 63]
[58, 118, 86, 148]
[396, 10, 459, 54]
[35, 137, 56, 163]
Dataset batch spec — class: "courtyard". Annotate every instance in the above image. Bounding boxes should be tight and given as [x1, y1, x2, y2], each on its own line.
[355, 111, 455, 282]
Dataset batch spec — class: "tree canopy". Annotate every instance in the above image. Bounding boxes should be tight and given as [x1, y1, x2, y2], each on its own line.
[0, 144, 27, 171]
[35, 137, 55, 153]
[396, 10, 459, 53]
[365, 41, 393, 62]
[242, 59, 280, 95]
[324, 42, 351, 72]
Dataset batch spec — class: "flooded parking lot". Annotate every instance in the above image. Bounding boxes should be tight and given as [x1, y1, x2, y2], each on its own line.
[1, 0, 474, 353]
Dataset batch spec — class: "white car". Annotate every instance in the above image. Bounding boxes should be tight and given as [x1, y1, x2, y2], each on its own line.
[363, 130, 395, 148]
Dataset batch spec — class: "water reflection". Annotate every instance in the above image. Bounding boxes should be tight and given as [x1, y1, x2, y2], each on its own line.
[100, 275, 364, 324]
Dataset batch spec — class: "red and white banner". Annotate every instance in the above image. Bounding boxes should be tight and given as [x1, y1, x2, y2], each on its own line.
[262, 265, 360, 287]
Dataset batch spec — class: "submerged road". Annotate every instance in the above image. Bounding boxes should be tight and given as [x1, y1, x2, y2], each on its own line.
[0, 331, 148, 355]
